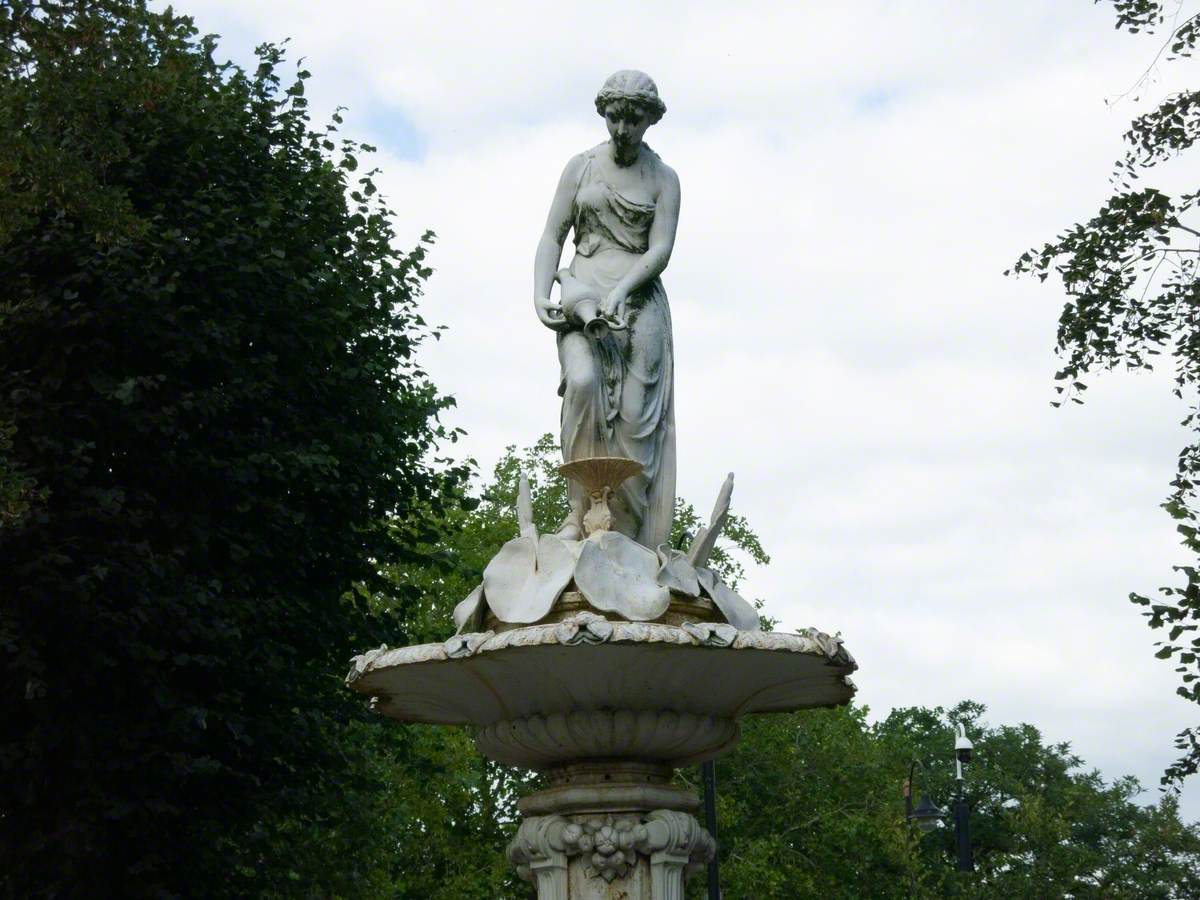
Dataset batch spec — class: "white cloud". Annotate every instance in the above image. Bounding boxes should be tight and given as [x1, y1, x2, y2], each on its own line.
[183, 0, 1198, 816]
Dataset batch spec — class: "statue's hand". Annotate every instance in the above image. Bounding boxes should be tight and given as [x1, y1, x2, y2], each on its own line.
[534, 296, 567, 331]
[600, 288, 627, 325]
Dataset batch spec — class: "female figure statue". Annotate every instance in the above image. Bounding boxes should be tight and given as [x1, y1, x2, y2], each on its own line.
[533, 70, 680, 549]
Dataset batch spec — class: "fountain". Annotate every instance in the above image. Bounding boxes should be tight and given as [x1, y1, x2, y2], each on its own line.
[346, 70, 855, 899]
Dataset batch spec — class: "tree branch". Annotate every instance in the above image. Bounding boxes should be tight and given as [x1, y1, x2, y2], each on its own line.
[1114, 9, 1200, 102]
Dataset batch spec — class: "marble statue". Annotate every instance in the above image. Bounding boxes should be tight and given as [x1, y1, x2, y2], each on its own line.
[533, 70, 680, 549]
[448, 71, 760, 633]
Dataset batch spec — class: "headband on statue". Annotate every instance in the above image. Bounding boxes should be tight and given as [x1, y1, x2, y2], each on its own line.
[594, 70, 667, 123]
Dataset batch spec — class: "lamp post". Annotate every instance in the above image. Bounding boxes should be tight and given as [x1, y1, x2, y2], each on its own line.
[951, 724, 974, 872]
[702, 759, 720, 899]
[904, 724, 975, 873]
[904, 760, 945, 833]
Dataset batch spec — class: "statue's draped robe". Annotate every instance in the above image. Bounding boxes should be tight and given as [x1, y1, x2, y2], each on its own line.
[558, 145, 676, 549]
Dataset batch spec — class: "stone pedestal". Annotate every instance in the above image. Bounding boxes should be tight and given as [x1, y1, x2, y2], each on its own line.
[508, 763, 712, 899]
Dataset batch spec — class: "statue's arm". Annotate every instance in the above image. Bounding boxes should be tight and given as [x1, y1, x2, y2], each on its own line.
[533, 155, 584, 329]
[605, 166, 680, 314]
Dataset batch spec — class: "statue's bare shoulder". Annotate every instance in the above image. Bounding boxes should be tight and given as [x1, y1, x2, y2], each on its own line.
[561, 150, 593, 183]
[645, 152, 679, 206]
[657, 159, 680, 198]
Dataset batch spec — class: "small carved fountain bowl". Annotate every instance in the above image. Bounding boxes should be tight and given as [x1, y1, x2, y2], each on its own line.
[558, 457, 644, 495]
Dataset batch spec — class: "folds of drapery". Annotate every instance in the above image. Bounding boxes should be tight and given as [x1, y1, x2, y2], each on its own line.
[557, 254, 675, 550]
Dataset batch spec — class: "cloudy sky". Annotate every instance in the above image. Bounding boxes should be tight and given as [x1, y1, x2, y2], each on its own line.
[185, 0, 1198, 816]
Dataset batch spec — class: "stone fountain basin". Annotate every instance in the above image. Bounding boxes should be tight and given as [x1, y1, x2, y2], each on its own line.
[346, 614, 856, 769]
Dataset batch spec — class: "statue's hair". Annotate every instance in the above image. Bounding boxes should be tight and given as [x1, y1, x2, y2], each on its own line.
[594, 70, 666, 124]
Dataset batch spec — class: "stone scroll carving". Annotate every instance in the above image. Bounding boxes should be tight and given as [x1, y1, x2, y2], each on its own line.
[507, 815, 573, 899]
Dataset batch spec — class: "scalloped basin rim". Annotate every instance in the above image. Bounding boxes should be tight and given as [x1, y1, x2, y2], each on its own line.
[347, 621, 856, 728]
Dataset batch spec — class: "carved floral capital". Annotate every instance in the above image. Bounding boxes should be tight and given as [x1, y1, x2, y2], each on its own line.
[507, 810, 714, 885]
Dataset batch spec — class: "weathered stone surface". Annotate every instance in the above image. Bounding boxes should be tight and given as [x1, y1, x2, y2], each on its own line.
[451, 583, 485, 633]
[535, 68, 678, 553]
[505, 762, 714, 898]
[508, 808, 713, 900]
[574, 531, 671, 621]
[455, 513, 763, 633]
[481, 533, 577, 624]
[347, 612, 856, 770]
[475, 709, 738, 768]
[695, 566, 760, 632]
[654, 544, 701, 597]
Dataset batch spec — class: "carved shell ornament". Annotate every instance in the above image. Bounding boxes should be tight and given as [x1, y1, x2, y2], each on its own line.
[558, 456, 643, 493]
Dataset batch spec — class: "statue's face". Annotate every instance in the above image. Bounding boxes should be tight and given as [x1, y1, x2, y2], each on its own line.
[604, 102, 651, 155]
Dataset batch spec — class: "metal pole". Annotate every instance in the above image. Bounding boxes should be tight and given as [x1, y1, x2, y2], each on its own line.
[954, 762, 973, 872]
[954, 796, 972, 871]
[904, 760, 918, 820]
[702, 759, 721, 899]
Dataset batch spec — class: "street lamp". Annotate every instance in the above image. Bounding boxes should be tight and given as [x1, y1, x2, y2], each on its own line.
[904, 760, 945, 832]
[904, 724, 976, 873]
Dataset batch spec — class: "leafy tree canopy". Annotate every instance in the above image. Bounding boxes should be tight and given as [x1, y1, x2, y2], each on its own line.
[691, 701, 1200, 899]
[1009, 0, 1200, 786]
[0, 1, 464, 894]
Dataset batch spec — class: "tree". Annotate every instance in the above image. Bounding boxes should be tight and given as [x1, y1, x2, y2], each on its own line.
[0, 2, 464, 894]
[686, 705, 930, 899]
[879, 702, 1200, 898]
[0, 418, 42, 525]
[688, 702, 1200, 899]
[1009, 0, 1200, 786]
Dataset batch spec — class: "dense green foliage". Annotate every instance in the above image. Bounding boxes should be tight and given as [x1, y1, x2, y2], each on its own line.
[0, 1, 463, 894]
[696, 702, 1200, 899]
[1010, 0, 1200, 786]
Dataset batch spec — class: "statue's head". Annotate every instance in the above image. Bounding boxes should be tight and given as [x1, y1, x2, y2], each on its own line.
[595, 70, 665, 162]
[594, 70, 666, 123]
